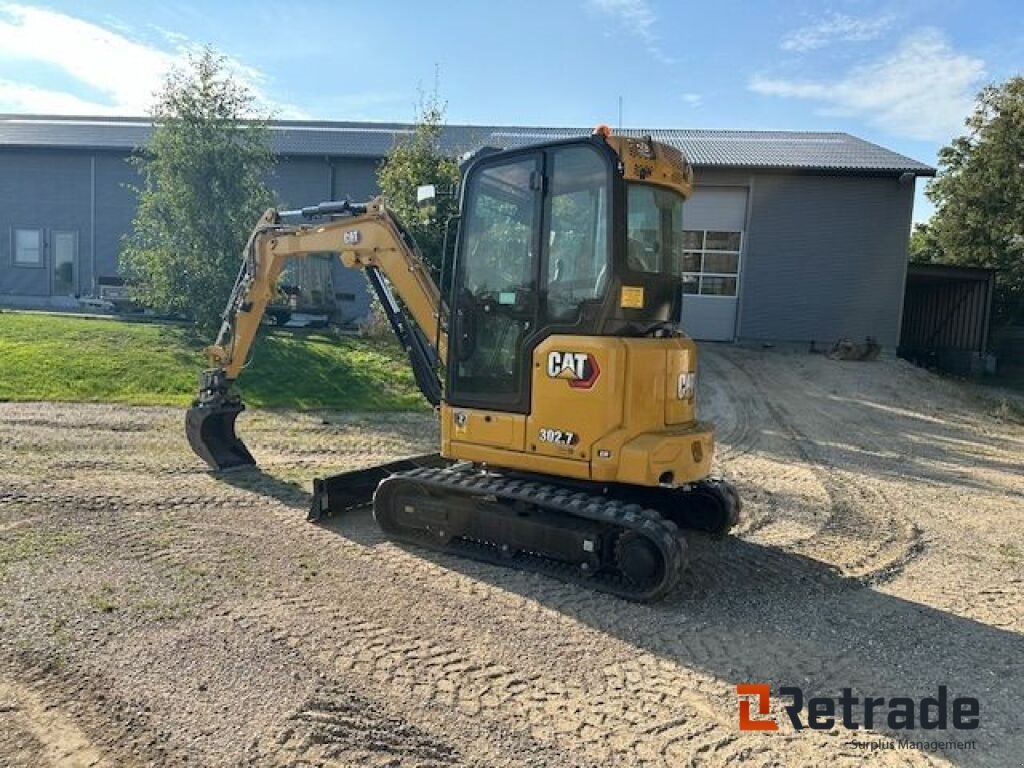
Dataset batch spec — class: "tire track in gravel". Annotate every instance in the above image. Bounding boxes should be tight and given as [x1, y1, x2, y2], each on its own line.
[0, 678, 111, 768]
[697, 348, 760, 463]
[0, 472, 960, 767]
[40, 472, 713, 768]
[713, 349, 923, 584]
[256, 687, 463, 768]
[224, 589, 742, 768]
[0, 659, 161, 768]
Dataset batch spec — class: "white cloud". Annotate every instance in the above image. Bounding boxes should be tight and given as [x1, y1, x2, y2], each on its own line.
[750, 29, 985, 141]
[0, 78, 117, 113]
[681, 92, 703, 107]
[781, 12, 895, 52]
[0, 3, 302, 116]
[587, 0, 675, 64]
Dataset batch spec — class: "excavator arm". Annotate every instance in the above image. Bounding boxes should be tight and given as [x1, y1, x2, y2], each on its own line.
[186, 197, 447, 470]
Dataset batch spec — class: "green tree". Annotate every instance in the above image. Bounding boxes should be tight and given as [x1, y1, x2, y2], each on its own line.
[908, 222, 944, 264]
[926, 76, 1024, 322]
[121, 48, 275, 330]
[376, 89, 460, 276]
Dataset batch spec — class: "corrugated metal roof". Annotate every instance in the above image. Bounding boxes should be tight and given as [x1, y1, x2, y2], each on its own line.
[0, 114, 934, 175]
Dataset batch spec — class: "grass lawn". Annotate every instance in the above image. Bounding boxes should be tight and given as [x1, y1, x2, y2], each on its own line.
[0, 311, 426, 410]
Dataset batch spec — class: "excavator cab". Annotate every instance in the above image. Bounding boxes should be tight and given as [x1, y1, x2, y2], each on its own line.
[447, 136, 687, 414]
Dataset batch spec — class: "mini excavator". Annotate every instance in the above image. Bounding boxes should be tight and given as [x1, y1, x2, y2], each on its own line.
[186, 126, 740, 601]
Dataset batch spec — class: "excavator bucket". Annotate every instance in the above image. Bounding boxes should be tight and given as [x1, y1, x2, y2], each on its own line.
[185, 402, 256, 470]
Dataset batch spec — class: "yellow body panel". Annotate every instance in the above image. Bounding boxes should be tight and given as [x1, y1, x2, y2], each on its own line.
[440, 334, 711, 488]
[442, 440, 594, 481]
[447, 408, 526, 451]
[605, 135, 693, 198]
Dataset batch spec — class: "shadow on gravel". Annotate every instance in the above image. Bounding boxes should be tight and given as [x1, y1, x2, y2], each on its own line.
[214, 466, 310, 511]
[314, 507, 1022, 767]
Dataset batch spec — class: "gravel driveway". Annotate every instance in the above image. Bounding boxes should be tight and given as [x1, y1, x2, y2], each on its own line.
[0, 346, 1021, 767]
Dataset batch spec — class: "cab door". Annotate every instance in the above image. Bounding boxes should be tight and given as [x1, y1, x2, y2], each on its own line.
[448, 152, 542, 413]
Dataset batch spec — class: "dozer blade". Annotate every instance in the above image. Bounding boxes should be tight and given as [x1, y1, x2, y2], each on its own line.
[185, 402, 256, 471]
[308, 453, 450, 521]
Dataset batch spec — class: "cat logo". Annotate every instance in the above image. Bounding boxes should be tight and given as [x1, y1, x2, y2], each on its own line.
[546, 351, 601, 389]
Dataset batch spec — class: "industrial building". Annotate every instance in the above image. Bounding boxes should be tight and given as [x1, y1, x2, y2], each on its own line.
[0, 115, 934, 345]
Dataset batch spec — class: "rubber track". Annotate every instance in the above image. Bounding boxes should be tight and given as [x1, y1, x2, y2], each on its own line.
[374, 467, 687, 602]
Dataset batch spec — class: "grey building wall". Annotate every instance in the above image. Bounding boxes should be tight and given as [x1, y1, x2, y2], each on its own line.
[94, 152, 139, 281]
[331, 157, 380, 201]
[272, 157, 332, 208]
[0, 149, 381, 316]
[328, 157, 380, 320]
[739, 174, 914, 347]
[271, 155, 378, 320]
[0, 149, 93, 298]
[0, 145, 915, 345]
[689, 169, 751, 188]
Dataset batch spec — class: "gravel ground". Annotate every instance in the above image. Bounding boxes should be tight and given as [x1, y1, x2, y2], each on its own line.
[0, 345, 1021, 767]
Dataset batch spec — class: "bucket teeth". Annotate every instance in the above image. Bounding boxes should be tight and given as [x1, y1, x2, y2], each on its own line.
[185, 402, 256, 470]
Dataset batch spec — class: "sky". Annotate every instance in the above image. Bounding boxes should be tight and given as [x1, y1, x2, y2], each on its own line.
[0, 1, 1020, 222]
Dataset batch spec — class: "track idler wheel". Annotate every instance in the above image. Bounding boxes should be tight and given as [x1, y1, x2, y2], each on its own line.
[185, 401, 256, 470]
[615, 530, 665, 587]
[674, 478, 741, 536]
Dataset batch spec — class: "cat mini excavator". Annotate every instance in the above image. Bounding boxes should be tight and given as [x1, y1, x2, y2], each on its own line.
[186, 127, 740, 601]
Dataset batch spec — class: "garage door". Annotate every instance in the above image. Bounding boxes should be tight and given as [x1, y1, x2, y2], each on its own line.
[680, 186, 748, 341]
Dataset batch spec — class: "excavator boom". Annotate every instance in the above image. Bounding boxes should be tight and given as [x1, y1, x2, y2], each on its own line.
[186, 198, 446, 470]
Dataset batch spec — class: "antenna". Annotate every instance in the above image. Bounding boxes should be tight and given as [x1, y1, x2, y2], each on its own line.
[617, 96, 623, 130]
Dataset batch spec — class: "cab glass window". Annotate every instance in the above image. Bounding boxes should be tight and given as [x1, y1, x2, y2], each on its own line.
[545, 145, 609, 321]
[453, 155, 539, 400]
[460, 159, 537, 300]
[626, 184, 684, 274]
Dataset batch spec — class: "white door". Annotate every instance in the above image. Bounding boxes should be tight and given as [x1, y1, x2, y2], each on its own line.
[680, 187, 747, 341]
[52, 230, 79, 296]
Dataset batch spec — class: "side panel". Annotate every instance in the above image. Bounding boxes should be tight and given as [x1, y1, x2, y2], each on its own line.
[527, 336, 627, 462]
[441, 335, 709, 487]
[443, 408, 527, 451]
[741, 174, 913, 347]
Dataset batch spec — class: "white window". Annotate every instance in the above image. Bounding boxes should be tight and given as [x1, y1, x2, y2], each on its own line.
[681, 230, 741, 297]
[13, 228, 42, 266]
